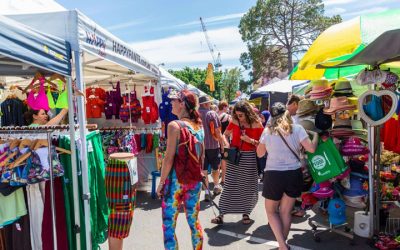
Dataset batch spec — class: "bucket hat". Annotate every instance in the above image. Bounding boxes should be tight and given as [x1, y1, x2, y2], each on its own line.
[315, 108, 332, 131]
[297, 99, 318, 117]
[342, 174, 369, 197]
[328, 198, 347, 225]
[323, 97, 356, 115]
[333, 78, 354, 97]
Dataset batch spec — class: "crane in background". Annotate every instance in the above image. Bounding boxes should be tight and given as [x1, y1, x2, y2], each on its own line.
[200, 17, 222, 71]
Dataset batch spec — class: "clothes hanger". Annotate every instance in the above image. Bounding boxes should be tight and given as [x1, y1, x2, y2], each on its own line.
[32, 139, 71, 154]
[23, 72, 43, 93]
[9, 141, 34, 169]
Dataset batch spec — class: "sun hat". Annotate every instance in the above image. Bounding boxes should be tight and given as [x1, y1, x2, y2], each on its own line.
[328, 198, 347, 225]
[198, 95, 213, 105]
[323, 97, 356, 115]
[270, 102, 286, 118]
[331, 118, 354, 137]
[309, 79, 333, 100]
[342, 174, 369, 197]
[341, 137, 369, 156]
[297, 99, 318, 117]
[312, 181, 334, 199]
[167, 89, 182, 100]
[315, 108, 332, 131]
[333, 78, 354, 97]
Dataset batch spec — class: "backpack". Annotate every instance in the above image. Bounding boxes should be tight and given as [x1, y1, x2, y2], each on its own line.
[173, 120, 204, 184]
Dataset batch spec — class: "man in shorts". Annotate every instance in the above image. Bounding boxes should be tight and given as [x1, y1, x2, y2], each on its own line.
[199, 95, 224, 201]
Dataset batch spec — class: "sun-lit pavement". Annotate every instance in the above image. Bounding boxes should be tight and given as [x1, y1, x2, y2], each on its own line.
[100, 182, 373, 250]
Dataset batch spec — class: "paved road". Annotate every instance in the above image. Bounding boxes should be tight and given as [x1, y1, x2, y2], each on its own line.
[100, 182, 374, 250]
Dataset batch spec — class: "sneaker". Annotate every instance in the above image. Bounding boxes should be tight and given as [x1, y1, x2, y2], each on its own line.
[213, 185, 222, 196]
[204, 193, 211, 202]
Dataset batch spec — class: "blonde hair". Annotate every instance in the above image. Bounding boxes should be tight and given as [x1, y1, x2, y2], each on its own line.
[268, 110, 293, 134]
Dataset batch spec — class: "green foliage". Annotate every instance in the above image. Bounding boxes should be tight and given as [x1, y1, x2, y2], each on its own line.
[220, 67, 244, 103]
[239, 0, 342, 82]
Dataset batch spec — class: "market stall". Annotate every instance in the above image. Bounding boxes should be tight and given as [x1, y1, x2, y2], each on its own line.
[0, 14, 75, 250]
[288, 9, 400, 248]
[8, 9, 162, 250]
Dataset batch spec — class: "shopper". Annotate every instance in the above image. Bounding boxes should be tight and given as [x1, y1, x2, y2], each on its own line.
[218, 101, 231, 185]
[211, 100, 263, 225]
[257, 110, 271, 178]
[156, 89, 204, 250]
[199, 95, 224, 200]
[286, 94, 301, 124]
[24, 108, 68, 126]
[257, 102, 318, 250]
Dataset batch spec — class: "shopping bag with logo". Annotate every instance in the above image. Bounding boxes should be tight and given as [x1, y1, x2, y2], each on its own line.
[306, 138, 347, 183]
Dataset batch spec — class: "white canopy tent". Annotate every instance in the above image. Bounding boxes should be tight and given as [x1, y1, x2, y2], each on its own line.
[256, 79, 310, 93]
[8, 10, 160, 250]
[159, 67, 187, 90]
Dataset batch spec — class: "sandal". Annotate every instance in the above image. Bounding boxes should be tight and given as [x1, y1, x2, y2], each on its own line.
[291, 209, 306, 217]
[242, 214, 252, 225]
[211, 215, 224, 225]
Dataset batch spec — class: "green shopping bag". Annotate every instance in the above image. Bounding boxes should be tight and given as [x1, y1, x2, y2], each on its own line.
[306, 138, 347, 183]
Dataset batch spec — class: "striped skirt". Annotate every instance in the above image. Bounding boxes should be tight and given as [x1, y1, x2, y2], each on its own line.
[105, 159, 136, 239]
[219, 151, 258, 215]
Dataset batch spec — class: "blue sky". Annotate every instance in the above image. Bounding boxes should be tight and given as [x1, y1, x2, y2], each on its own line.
[38, 0, 400, 71]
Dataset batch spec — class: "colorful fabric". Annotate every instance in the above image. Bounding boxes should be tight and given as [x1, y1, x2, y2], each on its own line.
[141, 86, 159, 124]
[27, 79, 50, 111]
[105, 159, 136, 206]
[108, 204, 134, 239]
[162, 169, 203, 250]
[199, 108, 221, 150]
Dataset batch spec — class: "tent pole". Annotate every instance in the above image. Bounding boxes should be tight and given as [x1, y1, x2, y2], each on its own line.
[67, 76, 81, 250]
[74, 50, 91, 250]
[368, 124, 375, 237]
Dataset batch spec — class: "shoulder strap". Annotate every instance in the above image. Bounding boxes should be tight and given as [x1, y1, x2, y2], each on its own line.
[277, 130, 300, 162]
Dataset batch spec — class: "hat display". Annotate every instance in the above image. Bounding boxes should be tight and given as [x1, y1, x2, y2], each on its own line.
[333, 78, 354, 97]
[348, 158, 369, 178]
[342, 174, 369, 197]
[309, 79, 333, 100]
[328, 198, 347, 225]
[323, 97, 356, 115]
[297, 99, 318, 117]
[312, 181, 334, 199]
[331, 118, 354, 138]
[382, 72, 399, 91]
[270, 102, 286, 118]
[315, 108, 332, 131]
[341, 136, 369, 156]
[198, 95, 213, 104]
[301, 193, 318, 210]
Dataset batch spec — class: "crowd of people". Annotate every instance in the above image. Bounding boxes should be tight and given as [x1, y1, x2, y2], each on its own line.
[156, 89, 317, 250]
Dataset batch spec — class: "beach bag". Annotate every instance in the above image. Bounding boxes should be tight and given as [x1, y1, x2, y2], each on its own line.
[306, 138, 347, 183]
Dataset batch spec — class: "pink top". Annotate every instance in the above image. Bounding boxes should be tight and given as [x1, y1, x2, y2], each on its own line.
[26, 78, 50, 111]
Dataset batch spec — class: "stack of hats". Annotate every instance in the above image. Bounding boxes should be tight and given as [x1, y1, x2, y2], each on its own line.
[331, 118, 354, 137]
[351, 120, 367, 141]
[297, 99, 318, 117]
[309, 80, 333, 100]
[348, 158, 369, 179]
[342, 173, 368, 208]
[332, 78, 354, 97]
[340, 137, 369, 156]
[315, 108, 333, 131]
[328, 198, 347, 225]
[310, 181, 334, 199]
[323, 96, 356, 115]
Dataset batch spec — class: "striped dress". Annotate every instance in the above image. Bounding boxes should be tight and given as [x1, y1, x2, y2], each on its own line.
[219, 151, 259, 215]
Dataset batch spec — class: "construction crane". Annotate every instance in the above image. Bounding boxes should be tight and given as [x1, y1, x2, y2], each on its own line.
[200, 17, 222, 71]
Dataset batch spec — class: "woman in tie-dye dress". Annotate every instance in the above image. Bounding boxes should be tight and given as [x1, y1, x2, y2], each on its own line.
[156, 89, 205, 250]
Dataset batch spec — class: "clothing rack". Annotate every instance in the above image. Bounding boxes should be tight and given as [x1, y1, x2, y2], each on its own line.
[99, 126, 161, 132]
[0, 124, 97, 250]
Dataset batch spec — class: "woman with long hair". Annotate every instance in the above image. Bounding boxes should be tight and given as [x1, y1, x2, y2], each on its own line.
[211, 100, 263, 225]
[156, 89, 204, 250]
[257, 102, 318, 250]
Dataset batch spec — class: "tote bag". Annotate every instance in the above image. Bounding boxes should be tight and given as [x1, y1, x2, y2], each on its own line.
[306, 138, 347, 183]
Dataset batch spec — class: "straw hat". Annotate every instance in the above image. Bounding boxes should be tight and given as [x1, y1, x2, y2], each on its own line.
[297, 99, 318, 117]
[323, 97, 356, 115]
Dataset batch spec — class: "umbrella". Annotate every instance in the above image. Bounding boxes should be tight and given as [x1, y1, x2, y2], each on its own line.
[290, 9, 400, 80]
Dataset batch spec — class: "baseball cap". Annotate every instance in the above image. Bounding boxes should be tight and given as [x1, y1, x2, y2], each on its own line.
[328, 198, 347, 225]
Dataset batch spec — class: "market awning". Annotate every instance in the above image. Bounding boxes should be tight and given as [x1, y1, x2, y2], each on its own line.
[255, 80, 309, 94]
[0, 14, 71, 76]
[159, 67, 187, 90]
[8, 10, 159, 82]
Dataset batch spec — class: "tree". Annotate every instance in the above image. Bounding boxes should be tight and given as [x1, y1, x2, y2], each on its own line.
[220, 67, 243, 103]
[239, 0, 342, 81]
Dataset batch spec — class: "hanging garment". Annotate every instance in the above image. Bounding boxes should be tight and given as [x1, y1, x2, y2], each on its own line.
[110, 81, 122, 119]
[130, 87, 141, 123]
[27, 183, 45, 250]
[47, 86, 56, 109]
[86, 97, 105, 119]
[141, 86, 159, 124]
[1, 98, 27, 126]
[85, 87, 106, 101]
[104, 92, 115, 120]
[159, 88, 178, 137]
[60, 132, 108, 250]
[3, 214, 32, 250]
[55, 88, 68, 109]
[119, 95, 130, 123]
[27, 80, 50, 111]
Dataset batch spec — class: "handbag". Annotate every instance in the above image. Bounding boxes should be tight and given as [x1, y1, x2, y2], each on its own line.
[223, 121, 244, 165]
